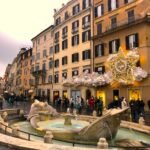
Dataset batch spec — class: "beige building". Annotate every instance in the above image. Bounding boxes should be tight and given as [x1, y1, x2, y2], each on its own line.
[20, 48, 32, 96]
[52, 0, 94, 102]
[93, 0, 150, 108]
[7, 58, 17, 93]
[31, 0, 94, 103]
[31, 25, 54, 103]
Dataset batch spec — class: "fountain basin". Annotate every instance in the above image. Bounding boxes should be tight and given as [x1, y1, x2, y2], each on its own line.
[27, 100, 129, 144]
[37, 119, 90, 132]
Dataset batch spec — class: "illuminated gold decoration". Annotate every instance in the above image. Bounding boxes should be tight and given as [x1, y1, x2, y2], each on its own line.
[62, 47, 147, 87]
[106, 47, 147, 85]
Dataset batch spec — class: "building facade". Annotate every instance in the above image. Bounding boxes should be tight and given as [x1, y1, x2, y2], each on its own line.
[20, 48, 32, 96]
[93, 0, 150, 109]
[7, 58, 17, 93]
[52, 0, 94, 102]
[31, 26, 54, 103]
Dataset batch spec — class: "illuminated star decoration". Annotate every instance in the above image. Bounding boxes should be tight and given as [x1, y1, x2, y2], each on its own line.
[106, 47, 140, 84]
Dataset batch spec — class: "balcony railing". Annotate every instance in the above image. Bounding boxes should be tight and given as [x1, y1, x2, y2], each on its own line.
[32, 69, 46, 77]
[93, 14, 150, 40]
[82, 22, 90, 29]
[105, 15, 143, 32]
[72, 27, 79, 34]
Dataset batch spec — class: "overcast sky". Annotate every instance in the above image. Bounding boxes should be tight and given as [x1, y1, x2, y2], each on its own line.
[0, 0, 68, 77]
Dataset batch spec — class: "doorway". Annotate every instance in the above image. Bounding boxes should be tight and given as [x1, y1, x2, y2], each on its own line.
[71, 90, 80, 100]
[113, 89, 119, 99]
[86, 89, 91, 100]
[96, 90, 106, 107]
[128, 89, 141, 100]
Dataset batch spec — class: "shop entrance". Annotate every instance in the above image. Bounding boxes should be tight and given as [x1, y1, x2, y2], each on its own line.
[113, 89, 119, 99]
[71, 90, 80, 100]
[128, 89, 141, 100]
[63, 90, 68, 98]
[86, 89, 91, 100]
[96, 91, 106, 107]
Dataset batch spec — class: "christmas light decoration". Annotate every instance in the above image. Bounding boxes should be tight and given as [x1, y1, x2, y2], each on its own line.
[62, 47, 147, 87]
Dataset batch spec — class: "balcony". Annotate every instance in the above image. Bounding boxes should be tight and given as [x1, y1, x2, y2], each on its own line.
[72, 27, 79, 34]
[32, 69, 46, 77]
[93, 14, 150, 39]
[82, 22, 90, 29]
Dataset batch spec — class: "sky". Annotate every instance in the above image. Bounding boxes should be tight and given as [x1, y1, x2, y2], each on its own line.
[0, 0, 68, 77]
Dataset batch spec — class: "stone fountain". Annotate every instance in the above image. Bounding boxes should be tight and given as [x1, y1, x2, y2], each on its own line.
[27, 100, 128, 144]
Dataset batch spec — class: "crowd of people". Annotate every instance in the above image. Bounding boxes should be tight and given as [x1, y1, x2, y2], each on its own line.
[54, 96, 103, 116]
[0, 92, 150, 124]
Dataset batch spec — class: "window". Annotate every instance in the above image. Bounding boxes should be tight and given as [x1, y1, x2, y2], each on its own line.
[83, 0, 90, 9]
[42, 75, 46, 84]
[126, 33, 139, 50]
[73, 4, 80, 15]
[72, 70, 79, 76]
[36, 53, 40, 60]
[48, 75, 53, 83]
[55, 31, 59, 40]
[109, 39, 120, 53]
[128, 10, 135, 23]
[49, 47, 53, 55]
[97, 23, 102, 35]
[108, 0, 118, 11]
[54, 74, 59, 83]
[42, 63, 46, 70]
[62, 40, 68, 50]
[82, 15, 90, 28]
[31, 66, 34, 73]
[49, 60, 53, 69]
[55, 17, 61, 26]
[55, 44, 59, 53]
[62, 26, 68, 37]
[95, 44, 104, 57]
[43, 50, 47, 57]
[35, 65, 39, 71]
[111, 17, 117, 29]
[62, 56, 68, 65]
[35, 77, 39, 85]
[54, 59, 59, 68]
[72, 20, 79, 33]
[64, 11, 69, 20]
[62, 72, 67, 79]
[82, 30, 91, 42]
[72, 35, 79, 46]
[124, 0, 133, 4]
[82, 49, 91, 60]
[72, 53, 79, 63]
[95, 66, 105, 74]
[95, 4, 104, 17]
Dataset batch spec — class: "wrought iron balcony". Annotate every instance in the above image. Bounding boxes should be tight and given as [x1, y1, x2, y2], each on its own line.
[93, 14, 150, 39]
[32, 69, 46, 77]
